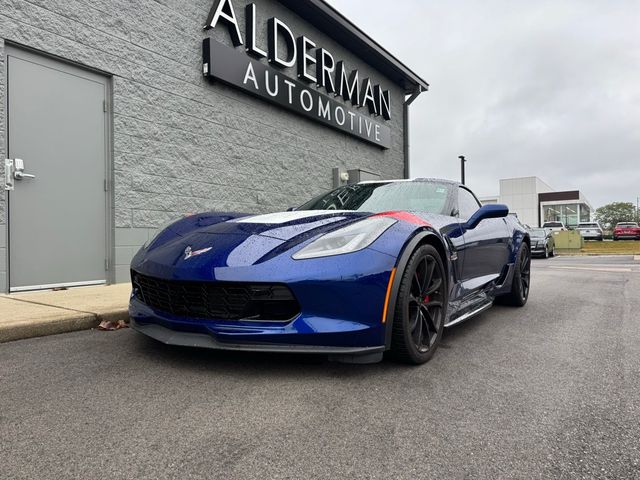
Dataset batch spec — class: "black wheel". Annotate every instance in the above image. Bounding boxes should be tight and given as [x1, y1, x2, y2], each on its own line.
[497, 243, 530, 307]
[391, 244, 447, 365]
[550, 244, 556, 257]
[543, 244, 549, 259]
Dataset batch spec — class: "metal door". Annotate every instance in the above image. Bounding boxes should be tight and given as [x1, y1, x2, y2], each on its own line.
[6, 47, 109, 291]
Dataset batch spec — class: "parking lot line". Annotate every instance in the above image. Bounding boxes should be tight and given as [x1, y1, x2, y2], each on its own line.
[549, 266, 633, 273]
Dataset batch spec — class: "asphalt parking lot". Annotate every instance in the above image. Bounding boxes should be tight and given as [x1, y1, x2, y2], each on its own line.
[1, 256, 639, 479]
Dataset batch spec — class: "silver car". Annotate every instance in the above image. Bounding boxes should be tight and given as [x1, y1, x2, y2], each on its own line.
[576, 222, 603, 241]
[542, 221, 566, 232]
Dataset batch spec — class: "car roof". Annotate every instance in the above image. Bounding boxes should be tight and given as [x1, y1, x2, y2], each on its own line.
[358, 178, 462, 187]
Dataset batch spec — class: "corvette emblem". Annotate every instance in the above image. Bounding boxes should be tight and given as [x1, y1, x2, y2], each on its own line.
[183, 246, 212, 260]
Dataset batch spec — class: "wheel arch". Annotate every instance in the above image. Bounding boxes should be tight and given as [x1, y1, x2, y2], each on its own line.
[521, 232, 531, 257]
[383, 230, 450, 350]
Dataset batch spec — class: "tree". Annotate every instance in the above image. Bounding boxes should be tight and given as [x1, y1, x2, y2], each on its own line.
[595, 202, 637, 229]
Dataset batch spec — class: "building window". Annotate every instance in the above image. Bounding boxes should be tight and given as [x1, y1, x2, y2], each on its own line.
[543, 203, 589, 228]
[580, 204, 591, 223]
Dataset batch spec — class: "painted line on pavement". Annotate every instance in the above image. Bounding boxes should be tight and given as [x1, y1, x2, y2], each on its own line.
[539, 263, 638, 268]
[549, 266, 633, 273]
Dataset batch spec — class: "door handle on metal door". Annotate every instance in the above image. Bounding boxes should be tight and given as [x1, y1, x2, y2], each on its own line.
[13, 158, 36, 181]
[14, 171, 36, 180]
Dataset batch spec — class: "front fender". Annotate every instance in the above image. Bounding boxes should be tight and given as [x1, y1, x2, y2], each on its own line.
[381, 229, 452, 350]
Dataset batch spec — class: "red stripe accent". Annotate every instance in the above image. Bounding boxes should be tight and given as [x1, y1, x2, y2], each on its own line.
[374, 211, 432, 226]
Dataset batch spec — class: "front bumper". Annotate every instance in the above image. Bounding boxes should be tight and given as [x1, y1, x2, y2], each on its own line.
[530, 243, 547, 255]
[130, 318, 384, 362]
[129, 245, 398, 355]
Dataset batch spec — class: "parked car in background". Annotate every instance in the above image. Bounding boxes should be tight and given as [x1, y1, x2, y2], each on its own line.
[529, 228, 556, 258]
[542, 221, 566, 232]
[576, 222, 603, 241]
[613, 222, 640, 240]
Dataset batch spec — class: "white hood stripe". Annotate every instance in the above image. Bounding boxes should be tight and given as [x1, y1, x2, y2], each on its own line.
[231, 210, 352, 225]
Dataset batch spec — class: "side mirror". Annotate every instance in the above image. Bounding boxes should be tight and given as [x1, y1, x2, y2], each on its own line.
[464, 204, 509, 230]
[286, 207, 297, 212]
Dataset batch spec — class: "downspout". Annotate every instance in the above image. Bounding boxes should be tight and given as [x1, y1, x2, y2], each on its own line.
[403, 85, 424, 179]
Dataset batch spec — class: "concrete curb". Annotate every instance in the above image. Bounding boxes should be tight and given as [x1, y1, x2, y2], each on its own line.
[0, 284, 132, 343]
[0, 308, 129, 343]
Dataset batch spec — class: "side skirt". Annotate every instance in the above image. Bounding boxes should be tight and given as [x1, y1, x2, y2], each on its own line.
[444, 300, 493, 328]
[444, 262, 514, 328]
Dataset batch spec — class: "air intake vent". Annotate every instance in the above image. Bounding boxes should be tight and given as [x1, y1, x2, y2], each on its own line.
[132, 272, 300, 322]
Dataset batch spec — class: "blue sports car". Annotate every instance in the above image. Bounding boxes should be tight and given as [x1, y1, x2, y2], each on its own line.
[129, 179, 530, 364]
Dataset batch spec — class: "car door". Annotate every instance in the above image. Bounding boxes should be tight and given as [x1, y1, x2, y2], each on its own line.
[457, 187, 511, 290]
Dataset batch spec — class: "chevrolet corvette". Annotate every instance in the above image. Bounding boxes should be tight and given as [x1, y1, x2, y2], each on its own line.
[129, 179, 530, 364]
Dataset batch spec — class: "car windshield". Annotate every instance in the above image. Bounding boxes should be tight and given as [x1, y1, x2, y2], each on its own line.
[530, 229, 546, 237]
[617, 223, 638, 227]
[298, 181, 451, 214]
[579, 224, 599, 228]
[544, 222, 563, 227]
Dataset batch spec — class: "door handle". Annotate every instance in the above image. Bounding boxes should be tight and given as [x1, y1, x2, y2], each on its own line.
[14, 171, 36, 180]
[13, 158, 35, 181]
[4, 158, 36, 190]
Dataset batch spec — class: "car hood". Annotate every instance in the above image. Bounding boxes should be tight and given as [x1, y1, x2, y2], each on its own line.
[132, 210, 374, 278]
[193, 210, 369, 239]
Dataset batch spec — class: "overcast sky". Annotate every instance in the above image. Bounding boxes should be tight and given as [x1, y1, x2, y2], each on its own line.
[328, 0, 640, 208]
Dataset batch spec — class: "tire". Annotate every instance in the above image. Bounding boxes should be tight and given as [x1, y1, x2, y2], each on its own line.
[390, 244, 447, 365]
[497, 243, 531, 307]
[550, 244, 556, 257]
[543, 245, 549, 259]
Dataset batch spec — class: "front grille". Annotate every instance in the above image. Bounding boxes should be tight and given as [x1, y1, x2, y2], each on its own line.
[132, 272, 300, 322]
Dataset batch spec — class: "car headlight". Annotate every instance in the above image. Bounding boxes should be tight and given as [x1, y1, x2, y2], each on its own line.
[292, 217, 397, 260]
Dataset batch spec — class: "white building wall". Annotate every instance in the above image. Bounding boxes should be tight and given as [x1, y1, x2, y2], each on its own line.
[479, 196, 499, 205]
[484, 176, 592, 228]
[535, 177, 554, 194]
[499, 177, 542, 227]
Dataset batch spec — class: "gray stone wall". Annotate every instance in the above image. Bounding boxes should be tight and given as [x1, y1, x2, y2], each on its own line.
[0, 0, 407, 285]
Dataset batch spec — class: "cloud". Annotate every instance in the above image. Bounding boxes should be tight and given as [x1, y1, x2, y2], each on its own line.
[327, 0, 640, 207]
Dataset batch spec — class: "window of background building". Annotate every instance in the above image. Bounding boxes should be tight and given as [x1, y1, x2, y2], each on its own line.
[580, 205, 591, 223]
[543, 203, 586, 228]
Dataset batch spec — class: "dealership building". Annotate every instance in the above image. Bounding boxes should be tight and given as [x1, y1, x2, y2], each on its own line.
[0, 0, 428, 292]
[479, 176, 594, 229]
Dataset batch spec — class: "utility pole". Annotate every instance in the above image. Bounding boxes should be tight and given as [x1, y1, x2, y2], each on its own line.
[459, 155, 466, 185]
[637, 196, 639, 223]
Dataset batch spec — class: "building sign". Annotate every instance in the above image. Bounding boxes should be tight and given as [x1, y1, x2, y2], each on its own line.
[202, 0, 392, 149]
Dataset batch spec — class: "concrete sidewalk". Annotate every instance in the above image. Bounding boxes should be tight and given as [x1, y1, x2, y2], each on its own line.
[0, 284, 131, 343]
